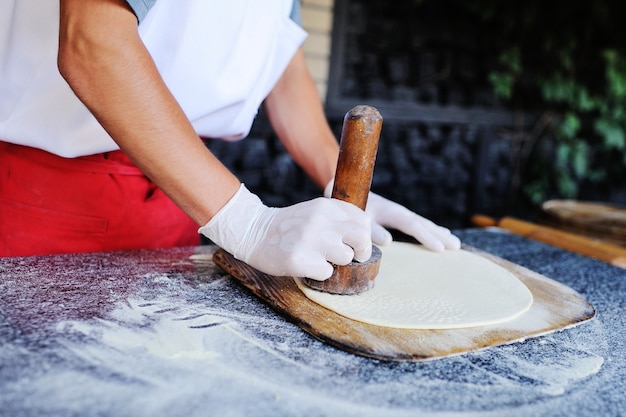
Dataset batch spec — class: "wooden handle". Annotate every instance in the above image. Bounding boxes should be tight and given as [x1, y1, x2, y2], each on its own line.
[331, 105, 383, 209]
[469, 214, 498, 228]
[472, 215, 626, 269]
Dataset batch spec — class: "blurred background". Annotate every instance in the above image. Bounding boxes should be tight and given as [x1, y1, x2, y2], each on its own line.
[206, 0, 626, 229]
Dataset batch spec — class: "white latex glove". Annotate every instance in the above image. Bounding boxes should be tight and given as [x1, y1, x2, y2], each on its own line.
[324, 181, 461, 252]
[199, 184, 372, 280]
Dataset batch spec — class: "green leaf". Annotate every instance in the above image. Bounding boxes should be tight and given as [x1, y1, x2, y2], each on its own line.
[556, 142, 571, 167]
[539, 74, 577, 104]
[524, 180, 549, 205]
[594, 118, 626, 149]
[558, 113, 581, 139]
[571, 140, 588, 178]
[575, 88, 597, 112]
[488, 72, 514, 99]
[556, 173, 578, 199]
[604, 49, 626, 98]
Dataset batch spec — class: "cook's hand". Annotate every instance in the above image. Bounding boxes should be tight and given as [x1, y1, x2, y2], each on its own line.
[199, 185, 372, 280]
[325, 182, 461, 252]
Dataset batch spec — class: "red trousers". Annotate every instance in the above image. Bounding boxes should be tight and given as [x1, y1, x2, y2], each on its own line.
[0, 141, 199, 257]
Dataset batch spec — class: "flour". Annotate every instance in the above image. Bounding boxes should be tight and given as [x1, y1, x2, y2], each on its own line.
[0, 236, 617, 417]
[41, 292, 605, 417]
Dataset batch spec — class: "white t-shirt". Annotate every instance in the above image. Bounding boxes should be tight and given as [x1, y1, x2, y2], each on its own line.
[0, 0, 307, 157]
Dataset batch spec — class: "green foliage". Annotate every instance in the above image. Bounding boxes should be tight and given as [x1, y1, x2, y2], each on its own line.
[488, 47, 521, 100]
[463, 0, 626, 205]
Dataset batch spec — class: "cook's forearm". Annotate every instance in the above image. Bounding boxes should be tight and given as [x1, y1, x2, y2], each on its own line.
[264, 49, 339, 190]
[57, 0, 240, 225]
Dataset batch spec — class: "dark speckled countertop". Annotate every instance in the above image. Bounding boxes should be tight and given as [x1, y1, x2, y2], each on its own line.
[0, 228, 624, 417]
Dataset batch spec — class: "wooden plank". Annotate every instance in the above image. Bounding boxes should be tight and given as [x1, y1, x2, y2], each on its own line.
[212, 245, 595, 362]
[471, 215, 626, 269]
[542, 200, 626, 246]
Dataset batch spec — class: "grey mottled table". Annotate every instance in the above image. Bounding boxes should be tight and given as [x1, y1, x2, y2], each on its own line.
[0, 228, 624, 416]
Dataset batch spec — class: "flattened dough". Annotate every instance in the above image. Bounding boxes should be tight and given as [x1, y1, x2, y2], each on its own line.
[295, 242, 533, 329]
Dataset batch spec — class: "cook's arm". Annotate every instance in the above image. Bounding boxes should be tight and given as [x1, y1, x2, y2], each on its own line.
[263, 49, 339, 189]
[58, 0, 240, 226]
[57, 0, 373, 279]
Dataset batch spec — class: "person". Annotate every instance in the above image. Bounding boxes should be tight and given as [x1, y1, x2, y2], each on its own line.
[0, 0, 460, 280]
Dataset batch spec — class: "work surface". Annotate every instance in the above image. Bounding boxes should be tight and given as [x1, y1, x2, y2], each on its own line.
[0, 229, 624, 416]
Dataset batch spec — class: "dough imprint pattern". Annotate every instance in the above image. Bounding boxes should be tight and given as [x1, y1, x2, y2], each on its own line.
[295, 242, 534, 329]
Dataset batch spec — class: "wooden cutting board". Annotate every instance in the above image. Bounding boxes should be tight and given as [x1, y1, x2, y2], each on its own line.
[542, 200, 626, 246]
[213, 245, 595, 361]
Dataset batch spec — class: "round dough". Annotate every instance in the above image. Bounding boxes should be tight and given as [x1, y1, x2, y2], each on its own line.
[294, 242, 533, 329]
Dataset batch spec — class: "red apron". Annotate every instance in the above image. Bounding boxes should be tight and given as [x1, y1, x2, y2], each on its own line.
[0, 141, 199, 257]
